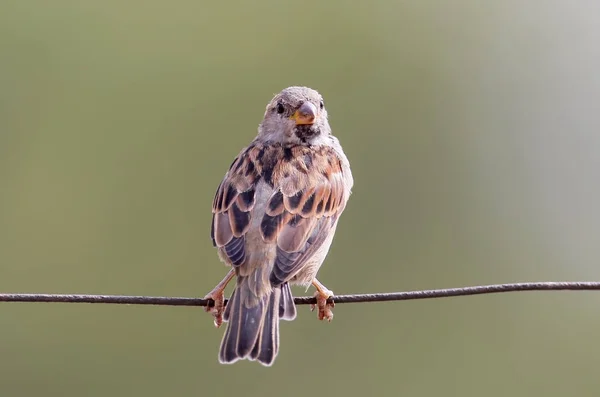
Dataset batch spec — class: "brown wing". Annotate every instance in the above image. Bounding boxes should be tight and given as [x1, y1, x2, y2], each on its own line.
[210, 145, 261, 266]
[258, 145, 349, 286]
[211, 142, 349, 281]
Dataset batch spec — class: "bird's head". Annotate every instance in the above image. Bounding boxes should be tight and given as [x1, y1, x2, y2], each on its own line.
[258, 86, 331, 145]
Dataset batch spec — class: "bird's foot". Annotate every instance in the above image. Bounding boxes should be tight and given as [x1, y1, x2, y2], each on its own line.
[203, 269, 235, 328]
[203, 288, 226, 328]
[310, 279, 335, 322]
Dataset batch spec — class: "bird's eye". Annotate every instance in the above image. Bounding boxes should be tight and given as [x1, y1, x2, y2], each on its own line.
[276, 102, 285, 114]
[319, 101, 324, 110]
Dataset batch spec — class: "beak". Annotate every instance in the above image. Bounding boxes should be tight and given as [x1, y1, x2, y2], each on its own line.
[290, 102, 317, 125]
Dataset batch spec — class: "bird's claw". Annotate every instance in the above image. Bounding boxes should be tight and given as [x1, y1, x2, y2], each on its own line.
[311, 290, 335, 322]
[203, 269, 235, 328]
[203, 290, 225, 328]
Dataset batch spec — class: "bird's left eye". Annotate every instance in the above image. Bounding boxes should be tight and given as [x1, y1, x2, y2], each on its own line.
[319, 101, 324, 110]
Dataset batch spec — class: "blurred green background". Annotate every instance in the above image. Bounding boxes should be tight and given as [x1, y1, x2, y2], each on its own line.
[2, 0, 600, 396]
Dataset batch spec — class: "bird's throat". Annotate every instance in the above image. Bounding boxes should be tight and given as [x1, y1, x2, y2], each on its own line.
[294, 125, 320, 143]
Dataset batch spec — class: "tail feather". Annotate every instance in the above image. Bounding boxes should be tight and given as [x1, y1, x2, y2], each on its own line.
[236, 296, 266, 357]
[222, 287, 236, 323]
[219, 278, 286, 366]
[219, 285, 245, 363]
[279, 282, 297, 321]
[250, 288, 280, 365]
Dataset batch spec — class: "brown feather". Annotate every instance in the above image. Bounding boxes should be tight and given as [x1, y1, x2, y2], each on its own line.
[312, 185, 329, 218]
[222, 184, 238, 211]
[300, 193, 317, 217]
[213, 181, 224, 212]
[214, 212, 234, 247]
[266, 191, 285, 216]
[229, 203, 251, 237]
[260, 212, 293, 242]
[277, 216, 317, 253]
[236, 189, 255, 212]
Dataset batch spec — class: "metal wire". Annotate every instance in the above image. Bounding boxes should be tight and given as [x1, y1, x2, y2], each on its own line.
[1, 281, 598, 307]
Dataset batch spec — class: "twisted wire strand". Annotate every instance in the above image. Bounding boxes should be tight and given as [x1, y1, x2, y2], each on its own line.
[1, 281, 598, 307]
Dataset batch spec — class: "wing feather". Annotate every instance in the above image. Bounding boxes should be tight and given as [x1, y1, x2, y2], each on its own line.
[265, 145, 349, 286]
[210, 146, 261, 267]
[211, 141, 350, 278]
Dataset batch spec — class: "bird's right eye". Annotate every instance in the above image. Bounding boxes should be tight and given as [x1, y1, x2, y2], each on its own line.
[276, 102, 285, 114]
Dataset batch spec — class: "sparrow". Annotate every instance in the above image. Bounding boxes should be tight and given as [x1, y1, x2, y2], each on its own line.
[204, 86, 353, 366]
